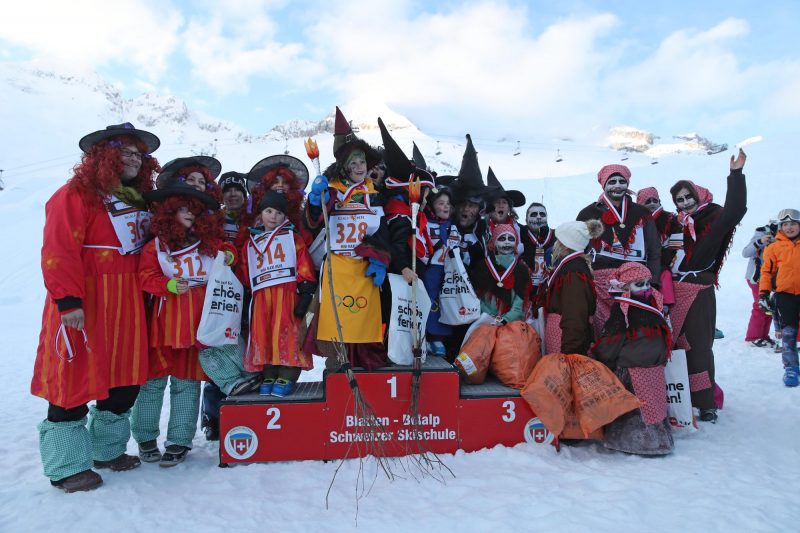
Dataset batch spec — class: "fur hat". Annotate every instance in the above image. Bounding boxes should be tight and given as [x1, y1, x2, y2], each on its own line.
[79, 122, 160, 154]
[597, 164, 632, 189]
[635, 187, 660, 205]
[555, 219, 603, 252]
[219, 171, 248, 196]
[258, 190, 288, 214]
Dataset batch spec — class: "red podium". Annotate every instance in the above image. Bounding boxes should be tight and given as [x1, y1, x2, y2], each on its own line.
[219, 357, 554, 464]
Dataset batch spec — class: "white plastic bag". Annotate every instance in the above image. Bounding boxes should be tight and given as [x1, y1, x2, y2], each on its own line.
[526, 307, 546, 347]
[387, 273, 431, 365]
[438, 249, 481, 325]
[664, 349, 698, 434]
[197, 252, 244, 346]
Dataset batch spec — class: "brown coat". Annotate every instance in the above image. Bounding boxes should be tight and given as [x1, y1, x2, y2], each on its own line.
[546, 256, 596, 355]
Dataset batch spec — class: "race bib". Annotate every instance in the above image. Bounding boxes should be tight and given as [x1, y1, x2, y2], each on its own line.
[429, 223, 461, 265]
[156, 238, 214, 287]
[328, 204, 383, 256]
[530, 248, 547, 285]
[247, 229, 297, 291]
[223, 220, 239, 243]
[105, 194, 150, 254]
[598, 226, 646, 261]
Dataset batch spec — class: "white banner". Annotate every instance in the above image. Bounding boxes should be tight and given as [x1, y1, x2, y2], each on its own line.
[664, 349, 698, 435]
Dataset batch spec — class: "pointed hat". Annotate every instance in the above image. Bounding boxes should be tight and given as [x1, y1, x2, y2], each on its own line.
[486, 166, 525, 207]
[378, 117, 435, 191]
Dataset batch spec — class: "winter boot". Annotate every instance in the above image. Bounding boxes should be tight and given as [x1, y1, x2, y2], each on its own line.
[230, 374, 262, 396]
[783, 367, 799, 387]
[698, 408, 718, 423]
[38, 417, 95, 486]
[201, 415, 219, 442]
[51, 470, 103, 493]
[259, 378, 275, 396]
[87, 405, 136, 465]
[138, 440, 162, 463]
[159, 444, 190, 467]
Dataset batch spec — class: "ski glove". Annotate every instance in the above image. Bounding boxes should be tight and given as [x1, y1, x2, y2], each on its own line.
[758, 292, 773, 315]
[308, 175, 330, 207]
[365, 257, 387, 286]
[294, 281, 317, 317]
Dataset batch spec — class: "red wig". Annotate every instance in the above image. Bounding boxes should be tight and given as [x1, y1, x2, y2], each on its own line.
[149, 195, 224, 257]
[250, 167, 304, 227]
[176, 164, 223, 203]
[69, 135, 159, 204]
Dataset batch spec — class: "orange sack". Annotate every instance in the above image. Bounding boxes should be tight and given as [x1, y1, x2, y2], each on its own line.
[521, 353, 640, 439]
[454, 324, 497, 384]
[491, 321, 542, 389]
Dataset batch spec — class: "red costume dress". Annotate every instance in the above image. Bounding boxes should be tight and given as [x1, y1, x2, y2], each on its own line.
[138, 238, 212, 381]
[32, 186, 150, 409]
[240, 223, 316, 372]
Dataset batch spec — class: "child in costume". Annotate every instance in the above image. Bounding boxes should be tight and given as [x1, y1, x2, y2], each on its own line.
[594, 262, 673, 455]
[133, 182, 224, 467]
[240, 191, 317, 396]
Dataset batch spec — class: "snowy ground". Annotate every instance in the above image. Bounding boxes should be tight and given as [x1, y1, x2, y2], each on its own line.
[1, 156, 798, 532]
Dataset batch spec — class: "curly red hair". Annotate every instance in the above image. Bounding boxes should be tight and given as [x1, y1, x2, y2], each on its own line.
[149, 196, 224, 257]
[176, 164, 223, 203]
[69, 135, 159, 204]
[250, 167, 304, 227]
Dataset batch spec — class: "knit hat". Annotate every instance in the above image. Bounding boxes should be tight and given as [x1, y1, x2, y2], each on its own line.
[488, 223, 518, 252]
[258, 190, 288, 214]
[597, 164, 632, 189]
[555, 219, 603, 252]
[219, 171, 248, 196]
[635, 187, 660, 205]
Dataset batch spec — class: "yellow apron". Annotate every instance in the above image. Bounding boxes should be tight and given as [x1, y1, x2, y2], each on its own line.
[317, 253, 382, 343]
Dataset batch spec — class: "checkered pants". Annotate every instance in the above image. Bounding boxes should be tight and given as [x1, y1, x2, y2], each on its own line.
[38, 417, 93, 482]
[130, 376, 200, 448]
[199, 344, 252, 395]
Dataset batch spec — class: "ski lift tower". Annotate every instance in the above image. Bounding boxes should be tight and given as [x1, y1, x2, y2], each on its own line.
[0, 169, 4, 191]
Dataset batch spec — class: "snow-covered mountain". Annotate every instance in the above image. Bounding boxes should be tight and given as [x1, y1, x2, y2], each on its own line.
[608, 126, 728, 157]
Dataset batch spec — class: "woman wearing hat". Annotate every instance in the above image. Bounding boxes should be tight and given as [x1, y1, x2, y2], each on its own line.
[32, 123, 160, 492]
[305, 107, 388, 370]
[483, 167, 526, 256]
[544, 220, 604, 355]
[665, 149, 748, 422]
[576, 165, 662, 339]
[132, 183, 228, 466]
[594, 262, 674, 455]
[156, 155, 223, 202]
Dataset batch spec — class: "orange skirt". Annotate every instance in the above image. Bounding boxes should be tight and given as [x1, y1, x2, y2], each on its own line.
[245, 284, 312, 372]
[31, 272, 149, 409]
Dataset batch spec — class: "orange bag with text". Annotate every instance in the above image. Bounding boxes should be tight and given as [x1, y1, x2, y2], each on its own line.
[490, 321, 542, 389]
[454, 324, 497, 384]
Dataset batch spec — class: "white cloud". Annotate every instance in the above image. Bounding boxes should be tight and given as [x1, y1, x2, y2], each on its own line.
[0, 1, 183, 79]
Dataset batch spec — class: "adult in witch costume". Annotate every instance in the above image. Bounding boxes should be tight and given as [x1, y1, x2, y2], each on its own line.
[576, 164, 661, 338]
[594, 262, 673, 456]
[483, 167, 526, 256]
[32, 123, 160, 492]
[666, 149, 748, 422]
[521, 202, 557, 311]
[133, 182, 225, 466]
[544, 220, 604, 355]
[155, 155, 224, 203]
[635, 186, 678, 310]
[305, 106, 388, 369]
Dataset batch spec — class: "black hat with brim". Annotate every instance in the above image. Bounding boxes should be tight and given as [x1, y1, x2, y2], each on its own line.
[155, 156, 222, 189]
[219, 171, 248, 196]
[79, 122, 160, 154]
[246, 154, 310, 193]
[486, 167, 526, 207]
[378, 117, 436, 192]
[143, 182, 220, 210]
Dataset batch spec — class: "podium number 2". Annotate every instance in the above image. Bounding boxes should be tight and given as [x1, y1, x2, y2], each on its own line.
[387, 376, 397, 398]
[501, 401, 516, 422]
[266, 407, 281, 429]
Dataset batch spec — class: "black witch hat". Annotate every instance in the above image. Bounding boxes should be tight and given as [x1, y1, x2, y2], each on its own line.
[246, 154, 310, 192]
[155, 156, 222, 189]
[378, 118, 436, 196]
[143, 181, 220, 210]
[79, 122, 160, 154]
[444, 134, 499, 205]
[486, 167, 526, 207]
[332, 106, 381, 169]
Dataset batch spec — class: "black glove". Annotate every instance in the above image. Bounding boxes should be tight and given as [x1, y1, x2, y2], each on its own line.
[758, 293, 772, 315]
[294, 281, 317, 318]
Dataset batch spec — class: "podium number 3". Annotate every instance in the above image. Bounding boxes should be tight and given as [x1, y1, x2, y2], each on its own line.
[501, 401, 516, 422]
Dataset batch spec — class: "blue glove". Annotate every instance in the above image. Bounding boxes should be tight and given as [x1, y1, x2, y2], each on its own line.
[308, 175, 330, 207]
[365, 257, 387, 286]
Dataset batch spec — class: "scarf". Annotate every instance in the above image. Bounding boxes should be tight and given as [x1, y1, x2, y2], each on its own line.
[113, 185, 146, 209]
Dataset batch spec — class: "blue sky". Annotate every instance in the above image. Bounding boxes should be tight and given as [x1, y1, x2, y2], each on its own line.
[2, 1, 799, 146]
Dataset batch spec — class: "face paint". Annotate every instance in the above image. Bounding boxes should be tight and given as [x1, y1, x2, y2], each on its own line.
[674, 187, 697, 214]
[604, 176, 628, 199]
[526, 206, 547, 229]
[629, 279, 651, 295]
[495, 232, 517, 255]
[642, 197, 661, 213]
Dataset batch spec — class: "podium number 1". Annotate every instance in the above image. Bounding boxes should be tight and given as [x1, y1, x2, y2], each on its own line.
[387, 376, 397, 398]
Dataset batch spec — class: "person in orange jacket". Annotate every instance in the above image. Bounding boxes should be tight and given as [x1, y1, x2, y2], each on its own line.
[32, 123, 160, 493]
[759, 209, 800, 387]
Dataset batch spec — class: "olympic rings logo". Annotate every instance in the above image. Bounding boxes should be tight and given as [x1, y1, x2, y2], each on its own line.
[335, 294, 368, 314]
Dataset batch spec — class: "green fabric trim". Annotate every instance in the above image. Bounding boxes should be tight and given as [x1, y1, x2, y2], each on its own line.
[113, 185, 146, 209]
